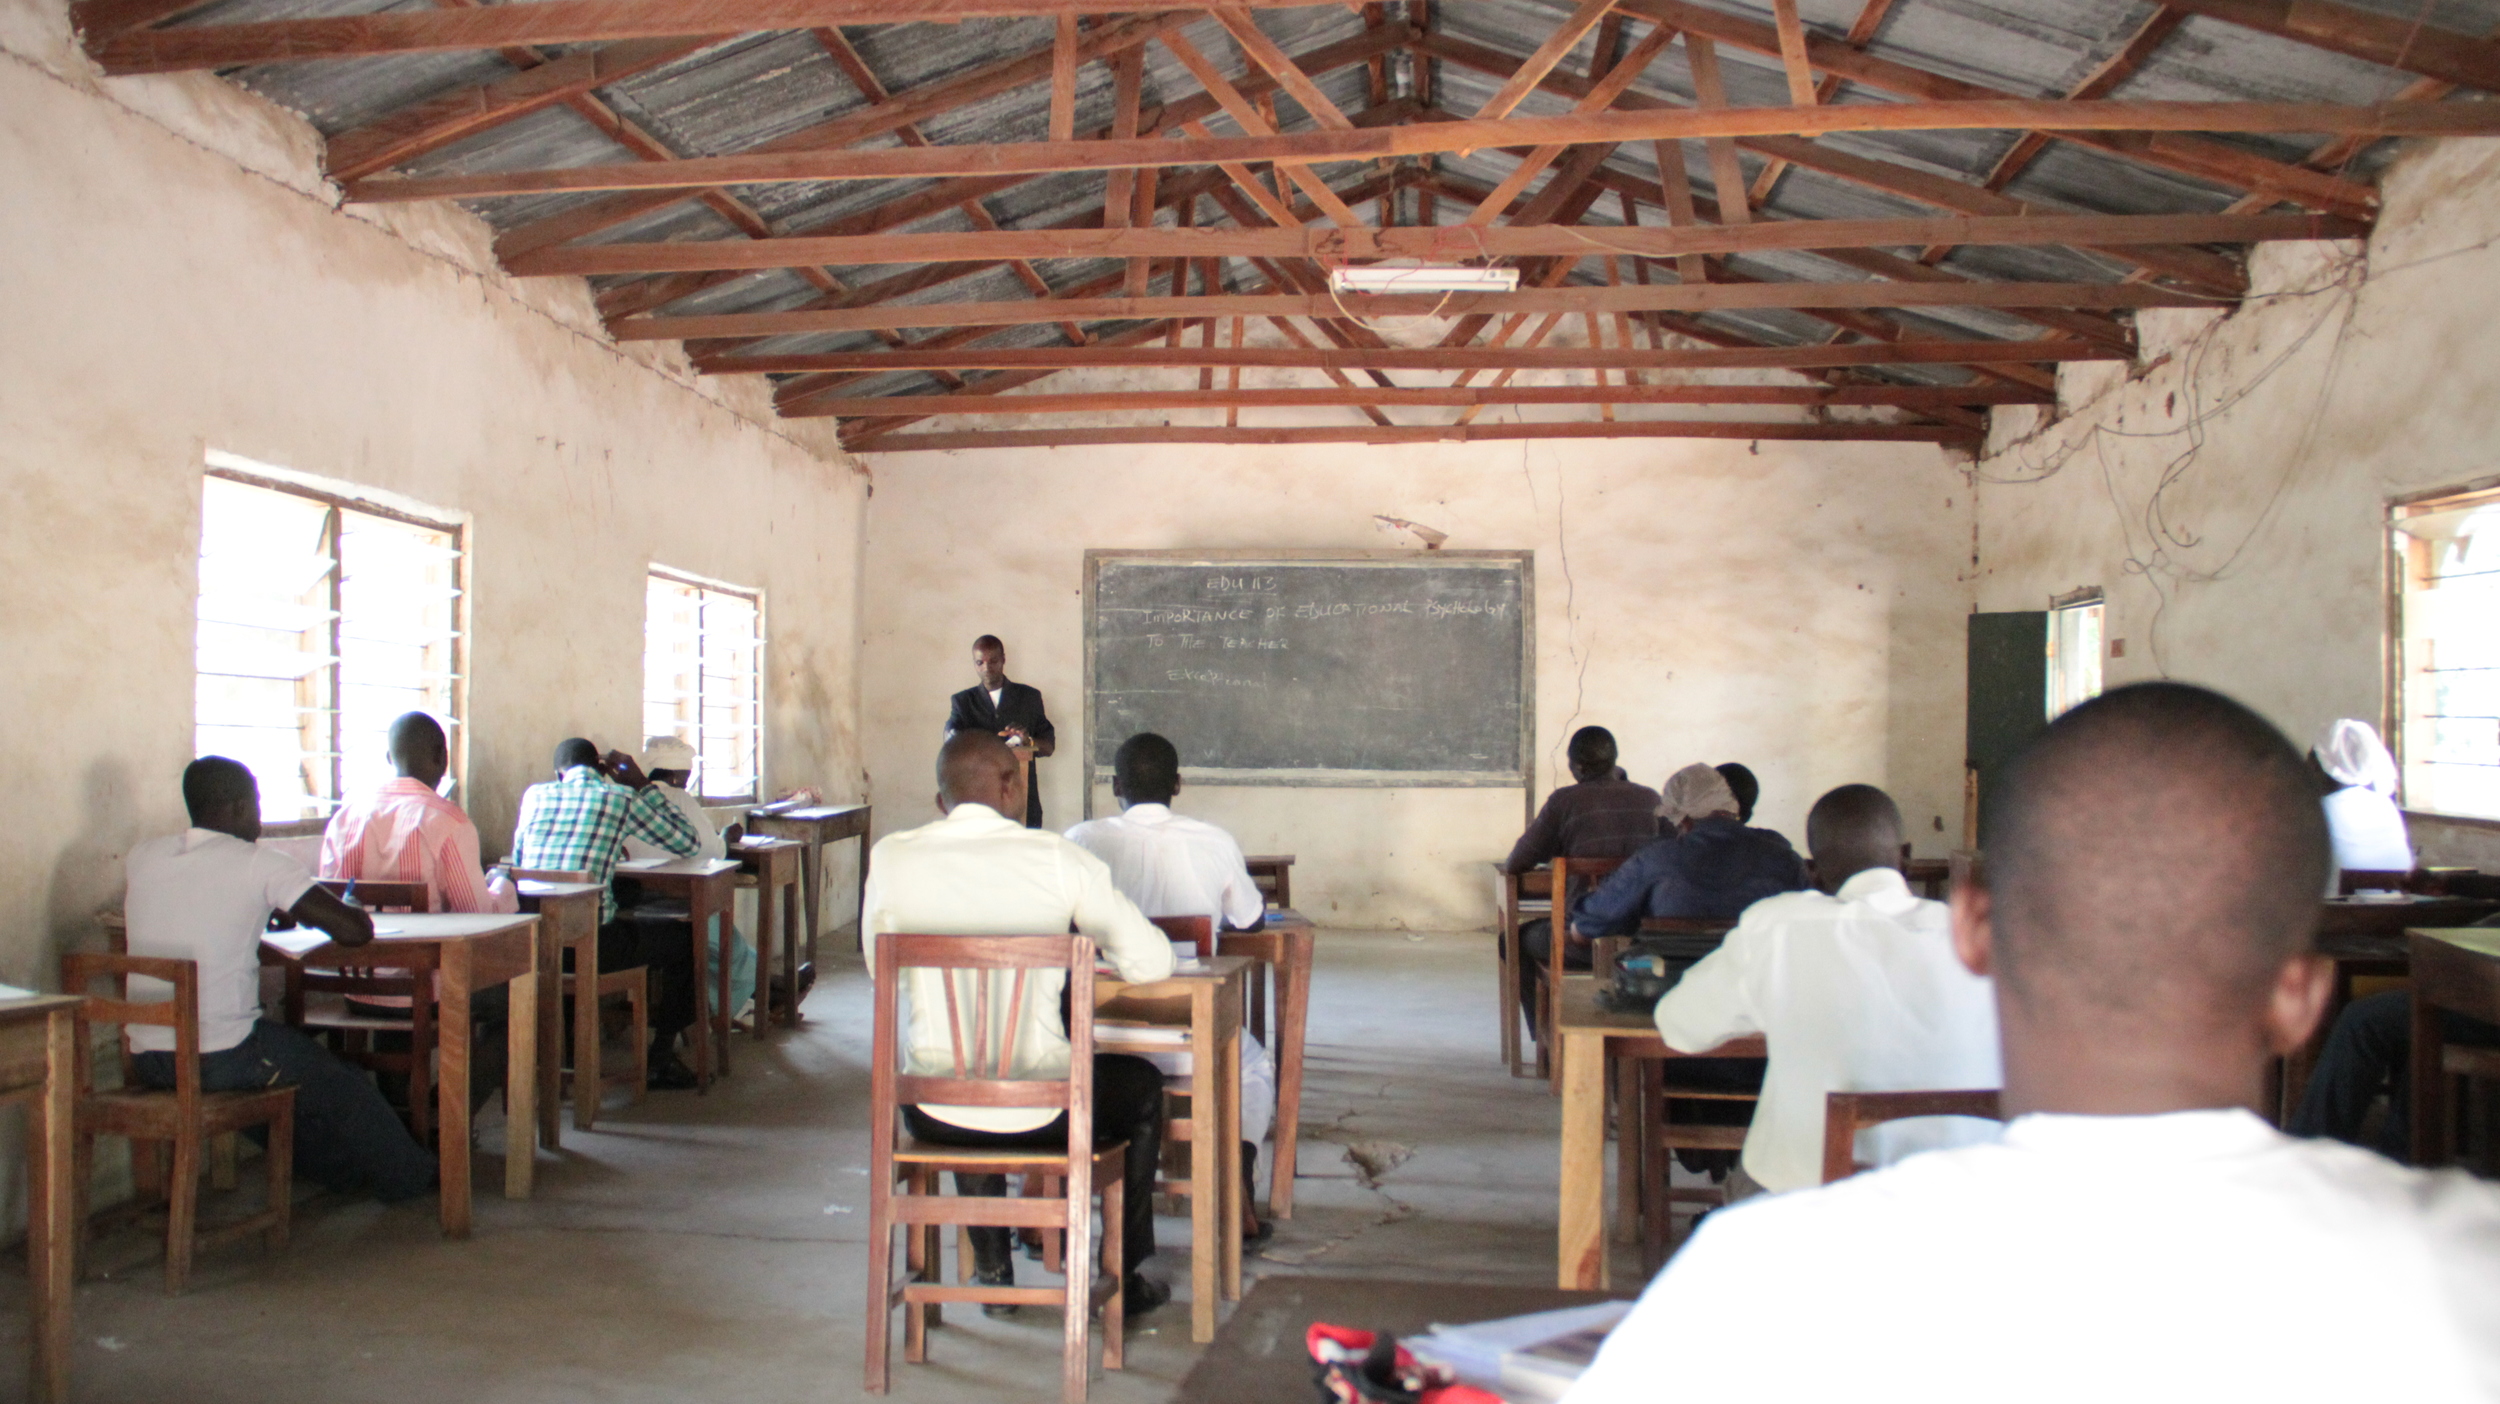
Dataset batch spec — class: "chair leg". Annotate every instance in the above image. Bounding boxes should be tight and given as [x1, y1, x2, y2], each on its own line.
[903, 1169, 932, 1362]
[1042, 1174, 1065, 1276]
[628, 984, 649, 1106]
[266, 1104, 295, 1253]
[865, 1178, 894, 1395]
[131, 1135, 163, 1201]
[164, 1134, 200, 1296]
[1098, 1152, 1125, 1372]
[1061, 1177, 1095, 1404]
[210, 1132, 237, 1191]
[71, 1131, 95, 1278]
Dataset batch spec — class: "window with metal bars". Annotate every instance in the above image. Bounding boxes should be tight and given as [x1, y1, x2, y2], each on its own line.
[2393, 482, 2500, 821]
[643, 570, 764, 804]
[195, 462, 465, 830]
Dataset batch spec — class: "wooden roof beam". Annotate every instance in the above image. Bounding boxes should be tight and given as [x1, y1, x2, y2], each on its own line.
[842, 422, 1980, 449]
[702, 337, 2122, 373]
[1472, 0, 1618, 119]
[795, 383, 2052, 416]
[2157, 0, 2500, 93]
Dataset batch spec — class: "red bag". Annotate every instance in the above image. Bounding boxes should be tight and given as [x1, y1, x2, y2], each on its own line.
[1306, 1322, 1505, 1404]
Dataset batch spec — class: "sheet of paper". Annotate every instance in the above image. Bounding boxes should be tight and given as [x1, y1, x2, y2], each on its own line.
[262, 930, 329, 957]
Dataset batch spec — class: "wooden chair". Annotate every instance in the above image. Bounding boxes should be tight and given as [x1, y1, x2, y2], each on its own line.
[866, 934, 1127, 1404]
[295, 879, 438, 1142]
[1821, 1089, 2004, 1184]
[1633, 1053, 1761, 1267]
[1542, 855, 1627, 1088]
[61, 954, 296, 1295]
[511, 867, 649, 1115]
[1499, 868, 1552, 1078]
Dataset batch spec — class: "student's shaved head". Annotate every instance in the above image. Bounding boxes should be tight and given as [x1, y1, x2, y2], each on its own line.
[553, 737, 599, 772]
[938, 730, 1021, 812]
[388, 712, 449, 787]
[1804, 784, 1902, 894]
[1988, 682, 2327, 1025]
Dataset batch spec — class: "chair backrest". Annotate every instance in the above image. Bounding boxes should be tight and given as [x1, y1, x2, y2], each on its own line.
[61, 953, 201, 1108]
[1150, 915, 1214, 958]
[316, 877, 429, 912]
[1821, 1089, 2003, 1185]
[1551, 854, 1627, 907]
[1510, 868, 1555, 904]
[2339, 868, 2412, 895]
[870, 934, 1097, 1146]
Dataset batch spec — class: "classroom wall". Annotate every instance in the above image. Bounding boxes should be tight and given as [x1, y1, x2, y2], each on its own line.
[857, 438, 1975, 929]
[1971, 135, 2500, 872]
[0, 4, 869, 1020]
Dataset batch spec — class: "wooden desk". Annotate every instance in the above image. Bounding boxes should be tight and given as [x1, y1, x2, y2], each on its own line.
[0, 995, 81, 1404]
[1171, 1274, 1623, 1404]
[1217, 907, 1313, 1219]
[1555, 978, 1762, 1290]
[747, 803, 871, 958]
[733, 836, 806, 1029]
[614, 856, 741, 1088]
[1904, 857, 1951, 900]
[1095, 955, 1249, 1344]
[264, 913, 538, 1238]
[2317, 895, 2500, 939]
[1243, 855, 1295, 910]
[2410, 927, 2500, 1167]
[515, 880, 603, 1143]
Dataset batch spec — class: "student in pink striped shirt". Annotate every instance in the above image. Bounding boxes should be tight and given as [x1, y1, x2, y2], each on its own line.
[319, 712, 518, 916]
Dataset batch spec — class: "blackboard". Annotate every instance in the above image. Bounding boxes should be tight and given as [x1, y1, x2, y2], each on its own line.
[1084, 550, 1533, 786]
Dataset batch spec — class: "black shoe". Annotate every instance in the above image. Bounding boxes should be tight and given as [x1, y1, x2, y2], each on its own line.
[972, 1230, 1019, 1318]
[646, 1053, 699, 1091]
[1121, 1274, 1170, 1320]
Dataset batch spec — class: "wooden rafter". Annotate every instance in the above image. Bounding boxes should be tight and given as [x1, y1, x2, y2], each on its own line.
[1472, 0, 1618, 120]
[1746, 0, 1894, 207]
[798, 383, 2053, 417]
[2157, 0, 2500, 93]
[700, 337, 2121, 374]
[324, 36, 719, 180]
[844, 422, 1981, 449]
[1465, 21, 1677, 225]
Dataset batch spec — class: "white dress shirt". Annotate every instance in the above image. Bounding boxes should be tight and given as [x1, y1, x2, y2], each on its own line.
[1062, 802, 1265, 933]
[2322, 785, 2412, 876]
[1065, 801, 1278, 1145]
[123, 829, 317, 1054]
[1566, 1110, 2500, 1404]
[862, 802, 1174, 1133]
[1653, 866, 2001, 1193]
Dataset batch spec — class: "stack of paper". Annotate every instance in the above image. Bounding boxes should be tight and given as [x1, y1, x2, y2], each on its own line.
[1404, 1301, 1631, 1402]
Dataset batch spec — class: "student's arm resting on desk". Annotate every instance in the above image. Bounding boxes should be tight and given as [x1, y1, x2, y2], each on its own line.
[1651, 912, 1764, 1052]
[1067, 846, 1175, 984]
[1217, 834, 1266, 932]
[1568, 844, 1666, 939]
[290, 883, 377, 948]
[441, 816, 520, 914]
[623, 784, 704, 857]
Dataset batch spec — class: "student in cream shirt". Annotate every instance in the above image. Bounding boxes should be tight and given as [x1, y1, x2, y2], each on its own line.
[1569, 685, 2500, 1404]
[1652, 783, 1999, 1195]
[861, 733, 1176, 1316]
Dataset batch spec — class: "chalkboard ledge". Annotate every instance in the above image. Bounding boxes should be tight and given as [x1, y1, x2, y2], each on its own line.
[1087, 766, 1527, 788]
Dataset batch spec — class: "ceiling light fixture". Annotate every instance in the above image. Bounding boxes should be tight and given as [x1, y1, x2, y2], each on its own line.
[1328, 263, 1520, 295]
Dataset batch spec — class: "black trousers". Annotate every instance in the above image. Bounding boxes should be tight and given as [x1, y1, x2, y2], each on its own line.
[903, 1052, 1165, 1278]
[597, 914, 698, 1042]
[2291, 988, 2500, 1161]
[1517, 918, 1589, 1034]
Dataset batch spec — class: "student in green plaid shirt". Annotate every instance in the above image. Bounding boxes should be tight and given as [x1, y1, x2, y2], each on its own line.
[512, 737, 706, 1089]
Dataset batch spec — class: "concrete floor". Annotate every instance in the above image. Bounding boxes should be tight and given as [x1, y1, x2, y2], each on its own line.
[0, 929, 1577, 1403]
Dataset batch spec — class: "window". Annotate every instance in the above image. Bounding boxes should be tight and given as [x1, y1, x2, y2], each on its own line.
[2046, 591, 2104, 721]
[2393, 482, 2500, 819]
[643, 570, 764, 803]
[195, 462, 464, 828]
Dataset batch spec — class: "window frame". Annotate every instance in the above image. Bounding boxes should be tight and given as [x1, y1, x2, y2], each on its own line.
[2388, 474, 2500, 825]
[643, 566, 766, 806]
[2045, 587, 2105, 722]
[198, 461, 469, 838]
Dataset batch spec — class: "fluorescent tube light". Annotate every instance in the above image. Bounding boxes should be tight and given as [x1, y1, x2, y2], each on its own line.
[1328, 264, 1519, 295]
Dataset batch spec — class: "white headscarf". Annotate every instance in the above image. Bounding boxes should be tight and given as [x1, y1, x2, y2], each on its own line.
[639, 734, 698, 773]
[1658, 763, 1740, 825]
[2314, 718, 2398, 796]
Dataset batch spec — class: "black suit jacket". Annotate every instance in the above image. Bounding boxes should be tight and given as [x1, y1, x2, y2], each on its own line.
[946, 681, 1055, 827]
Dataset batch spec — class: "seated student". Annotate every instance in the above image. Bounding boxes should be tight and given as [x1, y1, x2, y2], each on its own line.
[1504, 726, 1662, 1025]
[1064, 732, 1280, 1241]
[512, 737, 704, 1090]
[1566, 683, 2500, 1403]
[1652, 784, 2001, 1197]
[124, 757, 436, 1202]
[1569, 763, 1807, 940]
[2313, 717, 2412, 882]
[865, 732, 1176, 1318]
[1713, 762, 1761, 826]
[620, 735, 763, 1026]
[2290, 923, 2500, 1160]
[319, 711, 519, 916]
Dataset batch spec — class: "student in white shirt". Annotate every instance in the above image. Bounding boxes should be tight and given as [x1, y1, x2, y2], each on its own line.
[122, 757, 437, 1201]
[2312, 717, 2412, 880]
[1569, 683, 2500, 1404]
[1653, 783, 2000, 1196]
[1064, 731, 1280, 1241]
[621, 735, 761, 1024]
[862, 732, 1176, 1319]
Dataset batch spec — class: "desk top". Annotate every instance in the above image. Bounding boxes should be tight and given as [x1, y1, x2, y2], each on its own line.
[615, 857, 742, 878]
[748, 803, 869, 823]
[2415, 926, 2500, 960]
[516, 880, 603, 900]
[733, 835, 805, 852]
[2318, 895, 2500, 936]
[1262, 907, 1315, 932]
[1097, 955, 1254, 1000]
[263, 911, 536, 957]
[0, 994, 80, 1026]
[1172, 1275, 1623, 1404]
[1243, 854, 1295, 868]
[1554, 978, 1766, 1056]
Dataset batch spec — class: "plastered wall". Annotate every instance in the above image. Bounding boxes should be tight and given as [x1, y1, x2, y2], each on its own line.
[0, 5, 870, 1016]
[858, 439, 1974, 929]
[1972, 136, 2500, 871]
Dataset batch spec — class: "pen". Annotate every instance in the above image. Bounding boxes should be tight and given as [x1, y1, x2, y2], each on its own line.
[341, 878, 358, 908]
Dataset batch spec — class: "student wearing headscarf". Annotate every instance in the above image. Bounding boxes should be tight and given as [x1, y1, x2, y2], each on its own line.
[1568, 764, 1809, 940]
[2312, 719, 2412, 878]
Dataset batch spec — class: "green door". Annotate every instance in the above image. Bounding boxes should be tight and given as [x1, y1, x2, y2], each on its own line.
[1967, 611, 2048, 845]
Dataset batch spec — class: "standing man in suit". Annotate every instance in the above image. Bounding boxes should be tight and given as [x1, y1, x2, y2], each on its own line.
[946, 634, 1055, 828]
